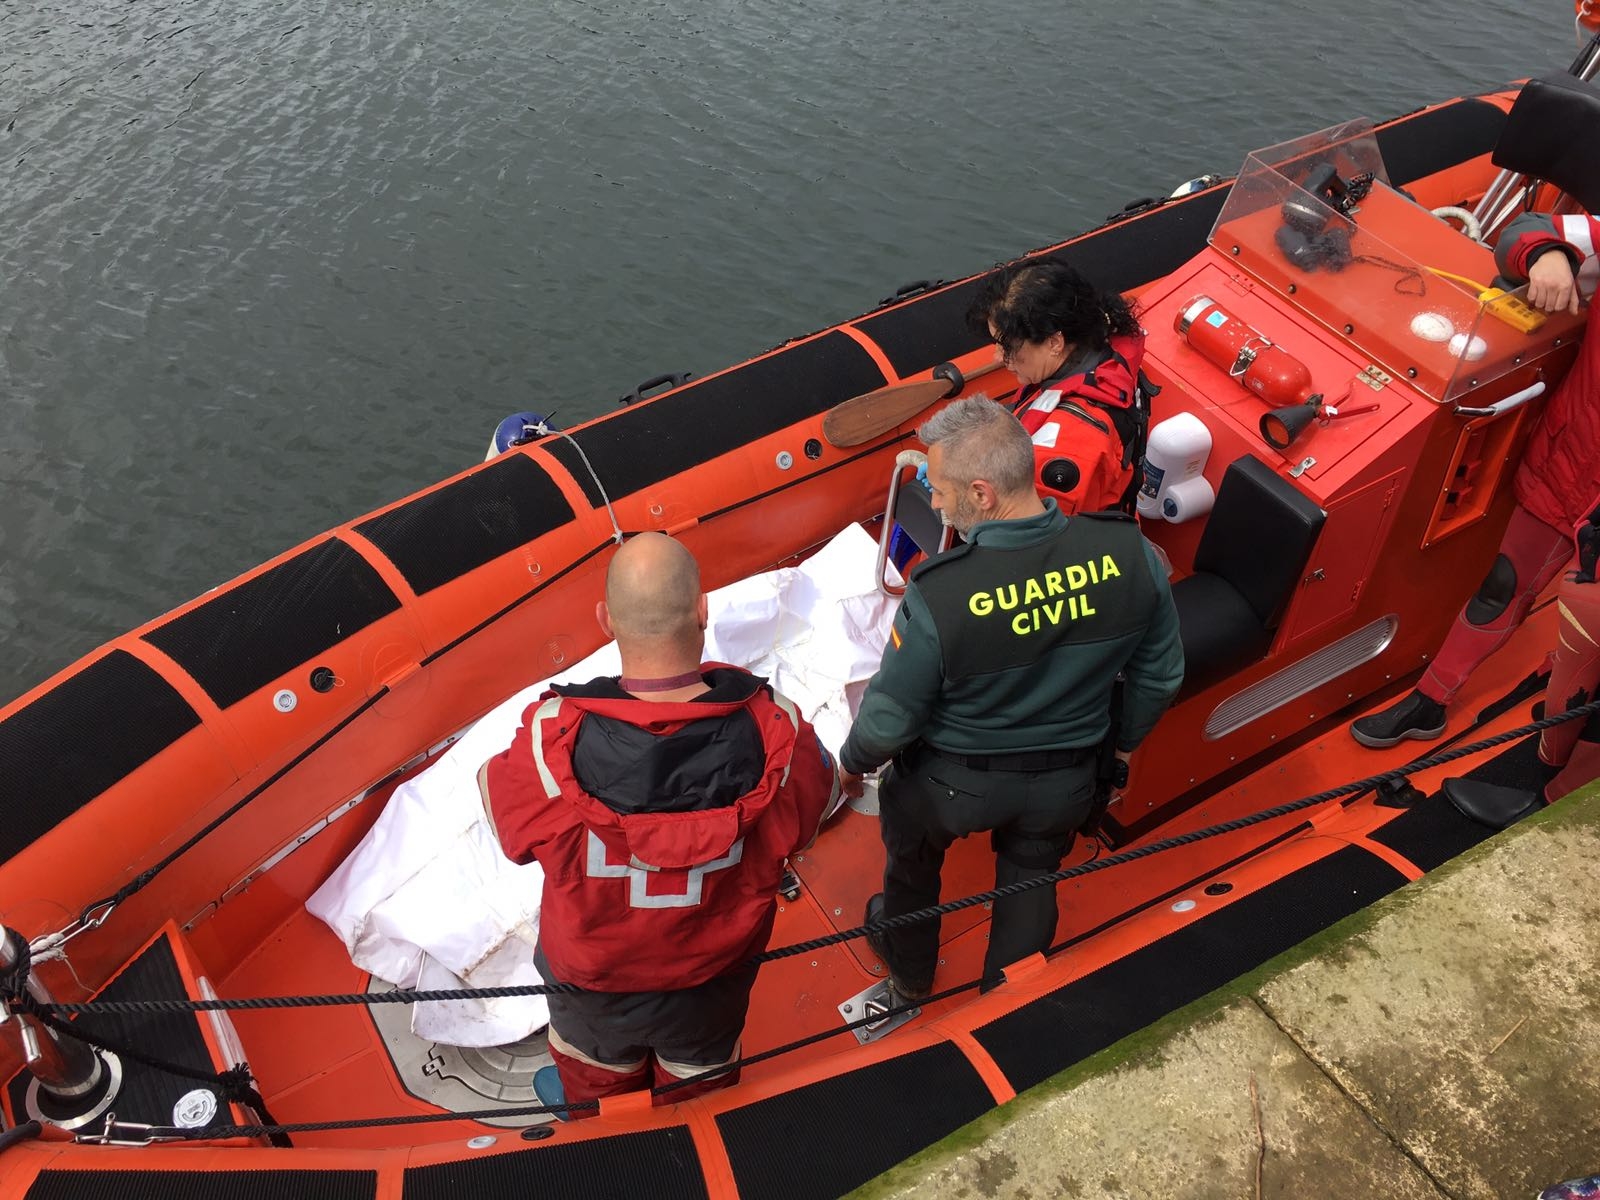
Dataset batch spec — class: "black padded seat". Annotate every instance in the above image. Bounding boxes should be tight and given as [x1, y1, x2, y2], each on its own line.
[1171, 455, 1326, 693]
[1490, 73, 1600, 213]
[894, 471, 948, 556]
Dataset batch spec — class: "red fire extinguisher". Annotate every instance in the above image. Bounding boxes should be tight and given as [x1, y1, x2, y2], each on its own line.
[1176, 296, 1320, 409]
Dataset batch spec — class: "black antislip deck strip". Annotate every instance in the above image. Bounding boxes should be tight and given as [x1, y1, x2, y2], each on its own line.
[974, 846, 1406, 1094]
[717, 1042, 993, 1200]
[354, 452, 575, 596]
[24, 1170, 376, 1200]
[542, 329, 885, 508]
[403, 1126, 708, 1200]
[6, 934, 222, 1140]
[142, 538, 400, 709]
[0, 650, 199, 860]
[1370, 733, 1546, 872]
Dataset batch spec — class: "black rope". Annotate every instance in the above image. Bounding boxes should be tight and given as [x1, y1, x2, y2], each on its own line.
[37, 697, 1598, 1020]
[1, 935, 31, 1009]
[24, 699, 1592, 1144]
[118, 978, 979, 1140]
[5, 982, 293, 1148]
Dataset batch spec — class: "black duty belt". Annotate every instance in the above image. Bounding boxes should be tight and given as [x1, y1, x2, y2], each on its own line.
[922, 743, 1093, 772]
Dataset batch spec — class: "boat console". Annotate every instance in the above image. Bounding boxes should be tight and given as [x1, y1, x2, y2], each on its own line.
[1114, 118, 1585, 837]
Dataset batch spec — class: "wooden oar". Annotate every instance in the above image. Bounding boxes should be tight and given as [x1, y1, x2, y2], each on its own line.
[822, 359, 1006, 448]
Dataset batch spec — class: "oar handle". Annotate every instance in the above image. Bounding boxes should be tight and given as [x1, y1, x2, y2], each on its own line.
[938, 357, 1005, 394]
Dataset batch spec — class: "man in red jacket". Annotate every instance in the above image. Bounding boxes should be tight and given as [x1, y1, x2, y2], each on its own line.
[480, 532, 839, 1115]
[1352, 211, 1600, 747]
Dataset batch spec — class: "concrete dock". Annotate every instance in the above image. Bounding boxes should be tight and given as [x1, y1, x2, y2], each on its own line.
[854, 784, 1600, 1199]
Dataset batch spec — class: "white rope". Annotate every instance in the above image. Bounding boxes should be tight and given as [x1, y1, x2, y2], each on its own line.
[1431, 205, 1484, 243]
[535, 422, 625, 545]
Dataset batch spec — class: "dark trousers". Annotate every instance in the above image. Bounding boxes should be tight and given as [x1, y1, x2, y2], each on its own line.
[534, 942, 755, 1114]
[878, 746, 1099, 992]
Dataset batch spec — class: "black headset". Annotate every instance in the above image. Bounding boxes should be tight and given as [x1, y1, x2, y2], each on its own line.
[1275, 162, 1371, 272]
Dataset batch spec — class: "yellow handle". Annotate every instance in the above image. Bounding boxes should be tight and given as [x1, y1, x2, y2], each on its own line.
[1424, 265, 1491, 294]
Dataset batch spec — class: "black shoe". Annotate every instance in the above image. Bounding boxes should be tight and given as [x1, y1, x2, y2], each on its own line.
[1350, 690, 1447, 749]
[863, 893, 931, 1001]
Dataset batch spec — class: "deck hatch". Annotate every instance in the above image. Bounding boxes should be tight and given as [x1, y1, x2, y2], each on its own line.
[24, 1171, 377, 1200]
[354, 453, 575, 595]
[142, 538, 401, 709]
[716, 1042, 993, 1200]
[0, 650, 199, 856]
[402, 1126, 708, 1200]
[541, 330, 886, 508]
[973, 846, 1406, 1094]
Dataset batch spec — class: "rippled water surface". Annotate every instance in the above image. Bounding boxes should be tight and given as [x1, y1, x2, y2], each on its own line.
[0, 0, 1576, 702]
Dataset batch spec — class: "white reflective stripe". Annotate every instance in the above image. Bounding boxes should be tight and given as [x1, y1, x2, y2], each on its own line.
[547, 1023, 647, 1074]
[656, 1043, 739, 1079]
[769, 691, 802, 787]
[1030, 422, 1060, 449]
[586, 830, 744, 909]
[527, 696, 568, 799]
[1028, 389, 1062, 413]
[1557, 214, 1597, 260]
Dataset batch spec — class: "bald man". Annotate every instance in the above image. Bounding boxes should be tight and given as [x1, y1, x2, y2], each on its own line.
[480, 533, 839, 1116]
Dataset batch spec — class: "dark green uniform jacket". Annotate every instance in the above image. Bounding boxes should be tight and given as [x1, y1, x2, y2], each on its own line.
[840, 501, 1184, 774]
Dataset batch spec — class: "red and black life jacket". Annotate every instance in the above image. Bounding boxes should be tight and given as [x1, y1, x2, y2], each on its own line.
[1010, 331, 1155, 515]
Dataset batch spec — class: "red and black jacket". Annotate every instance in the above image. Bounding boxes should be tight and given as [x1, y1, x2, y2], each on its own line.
[485, 666, 838, 992]
[1009, 331, 1152, 514]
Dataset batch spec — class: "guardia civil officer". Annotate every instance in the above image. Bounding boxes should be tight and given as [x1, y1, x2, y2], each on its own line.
[839, 397, 1183, 998]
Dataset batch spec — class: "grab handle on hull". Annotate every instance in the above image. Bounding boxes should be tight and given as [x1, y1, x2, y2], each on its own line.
[618, 373, 694, 406]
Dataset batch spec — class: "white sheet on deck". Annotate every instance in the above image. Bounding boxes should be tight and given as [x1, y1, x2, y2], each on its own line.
[306, 524, 897, 1047]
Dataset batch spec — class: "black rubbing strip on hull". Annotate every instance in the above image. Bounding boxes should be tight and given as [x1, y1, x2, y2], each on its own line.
[541, 330, 886, 508]
[716, 1043, 994, 1200]
[854, 190, 1229, 380]
[973, 846, 1406, 1095]
[354, 453, 576, 596]
[0, 650, 199, 858]
[851, 278, 993, 380]
[402, 1126, 709, 1200]
[24, 1170, 376, 1200]
[142, 539, 401, 710]
[1377, 97, 1507, 186]
[853, 97, 1504, 381]
[6, 935, 221, 1138]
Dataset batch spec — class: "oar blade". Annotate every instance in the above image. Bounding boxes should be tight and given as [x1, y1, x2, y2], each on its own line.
[822, 379, 952, 448]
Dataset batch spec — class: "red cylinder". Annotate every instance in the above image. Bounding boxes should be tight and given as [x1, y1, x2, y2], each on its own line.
[1176, 296, 1318, 408]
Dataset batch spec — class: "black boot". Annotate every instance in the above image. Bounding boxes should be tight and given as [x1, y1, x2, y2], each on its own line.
[1350, 690, 1447, 749]
[863, 894, 931, 1001]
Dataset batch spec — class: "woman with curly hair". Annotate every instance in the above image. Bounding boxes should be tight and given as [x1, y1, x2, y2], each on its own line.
[968, 259, 1151, 515]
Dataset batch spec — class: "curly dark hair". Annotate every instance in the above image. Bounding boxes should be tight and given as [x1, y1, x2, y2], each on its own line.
[967, 259, 1140, 357]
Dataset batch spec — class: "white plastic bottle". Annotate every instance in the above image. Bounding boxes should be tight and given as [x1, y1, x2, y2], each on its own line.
[1137, 412, 1213, 520]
